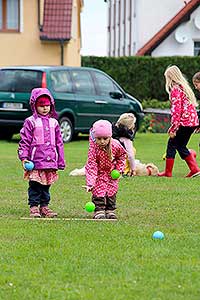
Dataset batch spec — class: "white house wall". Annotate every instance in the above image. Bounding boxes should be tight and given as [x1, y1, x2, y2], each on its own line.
[137, 0, 183, 50]
[152, 31, 194, 57]
[152, 6, 200, 57]
[107, 0, 195, 57]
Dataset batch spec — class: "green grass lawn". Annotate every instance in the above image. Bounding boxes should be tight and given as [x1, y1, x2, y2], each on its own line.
[1, 133, 200, 300]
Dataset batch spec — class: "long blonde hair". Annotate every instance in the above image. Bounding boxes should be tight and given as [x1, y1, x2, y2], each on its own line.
[107, 141, 113, 161]
[103, 138, 112, 161]
[164, 65, 198, 107]
[116, 113, 136, 130]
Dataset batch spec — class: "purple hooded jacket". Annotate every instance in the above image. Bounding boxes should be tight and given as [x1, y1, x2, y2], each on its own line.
[18, 88, 66, 170]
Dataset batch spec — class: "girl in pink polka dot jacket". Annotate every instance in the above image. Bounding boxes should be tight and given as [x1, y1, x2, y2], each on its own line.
[85, 120, 126, 219]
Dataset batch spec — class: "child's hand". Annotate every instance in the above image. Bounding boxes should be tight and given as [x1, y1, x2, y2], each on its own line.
[82, 185, 94, 192]
[168, 132, 176, 138]
[128, 170, 136, 177]
[195, 127, 200, 133]
[22, 159, 29, 170]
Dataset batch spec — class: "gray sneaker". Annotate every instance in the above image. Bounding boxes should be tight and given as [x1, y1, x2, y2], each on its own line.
[106, 210, 117, 219]
[93, 211, 106, 219]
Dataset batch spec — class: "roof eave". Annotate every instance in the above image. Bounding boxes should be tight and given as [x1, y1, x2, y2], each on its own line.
[136, 0, 200, 56]
[40, 36, 71, 42]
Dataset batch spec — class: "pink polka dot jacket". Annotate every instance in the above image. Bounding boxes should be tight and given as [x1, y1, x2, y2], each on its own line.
[85, 138, 126, 197]
[168, 85, 199, 134]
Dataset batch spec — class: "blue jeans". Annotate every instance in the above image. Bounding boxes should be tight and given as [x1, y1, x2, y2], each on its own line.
[28, 181, 50, 207]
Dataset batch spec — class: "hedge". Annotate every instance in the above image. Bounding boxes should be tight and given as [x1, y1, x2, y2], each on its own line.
[81, 56, 200, 102]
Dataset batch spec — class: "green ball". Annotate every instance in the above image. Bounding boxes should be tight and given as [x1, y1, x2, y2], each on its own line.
[85, 202, 95, 213]
[111, 169, 120, 180]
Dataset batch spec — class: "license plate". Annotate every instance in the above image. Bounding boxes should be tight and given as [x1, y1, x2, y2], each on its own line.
[3, 102, 23, 109]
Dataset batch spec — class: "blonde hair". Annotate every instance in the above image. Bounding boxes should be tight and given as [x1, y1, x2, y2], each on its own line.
[103, 138, 112, 160]
[108, 141, 112, 160]
[193, 72, 200, 83]
[164, 65, 198, 107]
[116, 113, 136, 130]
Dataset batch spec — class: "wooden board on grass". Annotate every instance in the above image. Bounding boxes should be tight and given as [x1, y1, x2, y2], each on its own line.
[20, 217, 117, 221]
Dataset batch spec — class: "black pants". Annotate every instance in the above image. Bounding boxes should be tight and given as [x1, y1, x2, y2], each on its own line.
[28, 181, 50, 208]
[92, 194, 116, 211]
[166, 126, 196, 159]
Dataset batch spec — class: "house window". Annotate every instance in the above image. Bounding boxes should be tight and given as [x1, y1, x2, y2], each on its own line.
[194, 41, 200, 56]
[0, 0, 20, 32]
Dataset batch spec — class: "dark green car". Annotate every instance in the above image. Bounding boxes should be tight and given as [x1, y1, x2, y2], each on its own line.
[0, 66, 144, 142]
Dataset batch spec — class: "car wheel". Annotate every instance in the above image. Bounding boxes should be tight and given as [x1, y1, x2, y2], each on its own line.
[59, 117, 74, 143]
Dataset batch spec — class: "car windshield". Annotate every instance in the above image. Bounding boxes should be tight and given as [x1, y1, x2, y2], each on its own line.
[0, 70, 43, 92]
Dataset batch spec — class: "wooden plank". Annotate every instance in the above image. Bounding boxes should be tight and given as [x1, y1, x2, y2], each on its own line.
[20, 217, 117, 221]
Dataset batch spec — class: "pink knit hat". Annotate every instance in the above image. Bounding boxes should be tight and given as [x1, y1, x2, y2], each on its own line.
[93, 120, 112, 138]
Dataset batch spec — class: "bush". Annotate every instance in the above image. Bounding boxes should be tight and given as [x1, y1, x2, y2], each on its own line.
[82, 56, 200, 102]
[141, 99, 170, 109]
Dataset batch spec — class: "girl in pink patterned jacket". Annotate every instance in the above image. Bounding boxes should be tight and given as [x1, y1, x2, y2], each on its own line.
[159, 65, 200, 177]
[85, 120, 126, 219]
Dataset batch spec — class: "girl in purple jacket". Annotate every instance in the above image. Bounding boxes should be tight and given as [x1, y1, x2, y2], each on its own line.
[18, 88, 66, 218]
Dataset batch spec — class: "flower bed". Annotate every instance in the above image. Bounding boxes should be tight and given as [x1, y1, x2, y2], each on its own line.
[139, 108, 170, 133]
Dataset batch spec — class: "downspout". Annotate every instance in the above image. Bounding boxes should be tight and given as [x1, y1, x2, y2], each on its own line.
[132, 0, 137, 54]
[37, 0, 42, 30]
[60, 40, 64, 66]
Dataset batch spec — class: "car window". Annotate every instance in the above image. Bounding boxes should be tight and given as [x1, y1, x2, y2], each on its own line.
[50, 71, 73, 93]
[0, 70, 42, 92]
[70, 70, 95, 95]
[94, 72, 120, 96]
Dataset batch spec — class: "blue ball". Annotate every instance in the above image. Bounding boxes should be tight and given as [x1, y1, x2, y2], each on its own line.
[152, 231, 164, 240]
[24, 161, 34, 171]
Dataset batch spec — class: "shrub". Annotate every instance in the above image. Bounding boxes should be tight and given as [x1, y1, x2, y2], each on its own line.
[82, 56, 200, 102]
[141, 99, 170, 109]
